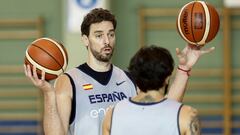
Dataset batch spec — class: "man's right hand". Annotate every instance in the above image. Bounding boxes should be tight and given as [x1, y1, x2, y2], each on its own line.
[24, 64, 54, 93]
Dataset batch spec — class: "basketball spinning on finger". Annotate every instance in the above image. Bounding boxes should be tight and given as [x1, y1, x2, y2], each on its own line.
[24, 37, 68, 81]
[176, 1, 220, 46]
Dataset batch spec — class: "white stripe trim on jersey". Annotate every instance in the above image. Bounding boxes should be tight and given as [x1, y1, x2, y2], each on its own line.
[197, 1, 210, 45]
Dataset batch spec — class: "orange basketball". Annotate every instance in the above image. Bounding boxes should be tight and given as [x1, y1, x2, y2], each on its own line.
[25, 37, 68, 81]
[176, 1, 220, 46]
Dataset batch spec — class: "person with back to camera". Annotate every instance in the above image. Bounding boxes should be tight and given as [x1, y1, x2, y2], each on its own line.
[103, 45, 201, 135]
[24, 8, 213, 135]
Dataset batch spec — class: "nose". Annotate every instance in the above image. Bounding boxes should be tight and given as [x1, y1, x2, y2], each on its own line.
[104, 35, 110, 45]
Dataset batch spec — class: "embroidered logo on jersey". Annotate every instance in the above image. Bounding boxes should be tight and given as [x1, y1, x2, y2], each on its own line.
[83, 84, 93, 90]
[116, 81, 126, 86]
[89, 91, 127, 104]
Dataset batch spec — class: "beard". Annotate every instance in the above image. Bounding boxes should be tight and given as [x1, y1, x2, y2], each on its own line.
[90, 45, 114, 62]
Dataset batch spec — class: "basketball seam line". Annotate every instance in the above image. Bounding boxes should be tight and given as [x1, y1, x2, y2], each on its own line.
[32, 44, 64, 73]
[25, 51, 62, 75]
[199, 1, 210, 44]
[198, 2, 205, 43]
[191, 2, 197, 45]
[33, 37, 68, 72]
[177, 1, 195, 45]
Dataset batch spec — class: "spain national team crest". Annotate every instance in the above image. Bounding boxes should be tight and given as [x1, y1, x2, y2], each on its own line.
[83, 83, 93, 90]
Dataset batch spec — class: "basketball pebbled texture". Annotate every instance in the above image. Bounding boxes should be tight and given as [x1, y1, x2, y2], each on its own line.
[25, 37, 68, 81]
[176, 1, 220, 46]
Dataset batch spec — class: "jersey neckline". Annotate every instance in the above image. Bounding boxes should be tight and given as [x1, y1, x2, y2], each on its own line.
[129, 97, 167, 106]
[77, 63, 113, 85]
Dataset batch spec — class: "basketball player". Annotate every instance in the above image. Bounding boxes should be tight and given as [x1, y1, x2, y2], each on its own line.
[103, 45, 201, 135]
[24, 8, 213, 135]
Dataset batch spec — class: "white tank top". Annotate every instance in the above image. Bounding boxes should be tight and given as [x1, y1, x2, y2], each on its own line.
[111, 98, 183, 135]
[66, 65, 136, 135]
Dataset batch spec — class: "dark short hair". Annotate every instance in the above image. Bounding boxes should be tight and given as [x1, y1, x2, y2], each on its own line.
[128, 45, 174, 92]
[81, 8, 117, 36]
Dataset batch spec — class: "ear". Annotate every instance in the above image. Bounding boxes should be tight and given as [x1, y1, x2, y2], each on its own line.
[136, 86, 141, 94]
[82, 35, 89, 47]
[164, 76, 171, 85]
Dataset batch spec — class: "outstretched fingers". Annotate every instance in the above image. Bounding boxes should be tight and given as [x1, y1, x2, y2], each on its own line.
[24, 64, 32, 78]
[24, 64, 37, 84]
[24, 64, 52, 93]
[32, 66, 39, 80]
[200, 47, 215, 55]
[177, 44, 190, 55]
[176, 48, 181, 56]
[41, 70, 46, 81]
[23, 64, 28, 77]
[24, 65, 45, 85]
[176, 45, 189, 63]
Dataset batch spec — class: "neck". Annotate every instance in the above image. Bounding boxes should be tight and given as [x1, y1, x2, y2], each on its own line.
[87, 57, 111, 72]
[132, 88, 165, 103]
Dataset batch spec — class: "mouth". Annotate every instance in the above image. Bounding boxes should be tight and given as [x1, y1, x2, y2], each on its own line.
[103, 47, 112, 53]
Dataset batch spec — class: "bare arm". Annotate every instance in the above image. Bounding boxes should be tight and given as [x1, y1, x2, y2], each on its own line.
[24, 65, 72, 135]
[167, 66, 189, 101]
[167, 44, 215, 102]
[102, 107, 113, 135]
[44, 74, 72, 135]
[180, 105, 201, 135]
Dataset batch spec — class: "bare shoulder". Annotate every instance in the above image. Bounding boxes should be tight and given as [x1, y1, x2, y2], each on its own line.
[179, 105, 201, 135]
[54, 74, 72, 98]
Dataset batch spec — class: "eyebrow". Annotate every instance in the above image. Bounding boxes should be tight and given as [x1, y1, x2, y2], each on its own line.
[93, 29, 115, 34]
[94, 30, 103, 34]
